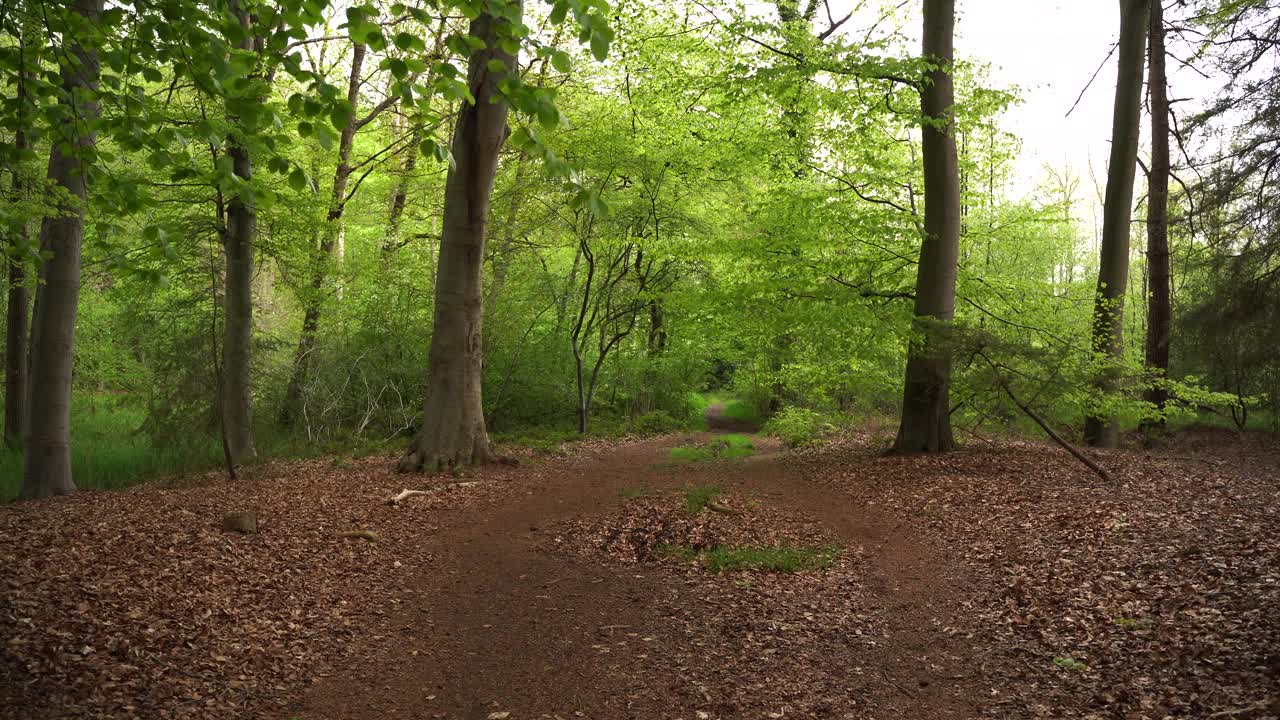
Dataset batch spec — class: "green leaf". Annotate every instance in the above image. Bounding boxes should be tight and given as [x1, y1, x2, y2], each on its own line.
[551, 50, 571, 73]
[288, 168, 307, 191]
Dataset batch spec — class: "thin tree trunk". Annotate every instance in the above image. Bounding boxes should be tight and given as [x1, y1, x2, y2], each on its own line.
[22, 0, 103, 498]
[1084, 0, 1150, 448]
[1143, 0, 1171, 424]
[398, 4, 519, 471]
[221, 0, 259, 464]
[892, 0, 960, 454]
[4, 39, 34, 449]
[281, 41, 367, 427]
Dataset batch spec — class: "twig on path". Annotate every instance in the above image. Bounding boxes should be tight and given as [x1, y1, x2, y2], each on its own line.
[1208, 702, 1270, 718]
[387, 481, 483, 505]
[1152, 455, 1224, 467]
[879, 669, 918, 698]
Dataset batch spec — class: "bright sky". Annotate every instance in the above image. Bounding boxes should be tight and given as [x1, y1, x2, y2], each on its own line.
[958, 1, 1122, 198]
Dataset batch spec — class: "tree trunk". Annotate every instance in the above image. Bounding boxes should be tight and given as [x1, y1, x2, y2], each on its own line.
[1143, 0, 1171, 424]
[281, 42, 367, 427]
[221, 0, 259, 464]
[892, 0, 960, 454]
[398, 5, 518, 472]
[22, 0, 103, 498]
[4, 41, 34, 450]
[1084, 0, 1150, 448]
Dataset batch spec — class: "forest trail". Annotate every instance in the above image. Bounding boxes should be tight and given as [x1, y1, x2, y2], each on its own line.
[298, 432, 984, 720]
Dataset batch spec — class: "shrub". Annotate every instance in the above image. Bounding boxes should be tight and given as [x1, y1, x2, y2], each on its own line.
[765, 406, 838, 447]
[631, 410, 683, 435]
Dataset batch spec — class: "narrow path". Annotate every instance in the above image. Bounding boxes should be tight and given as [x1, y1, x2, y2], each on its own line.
[299, 434, 986, 719]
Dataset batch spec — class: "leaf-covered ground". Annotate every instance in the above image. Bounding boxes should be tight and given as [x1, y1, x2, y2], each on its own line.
[2, 428, 1277, 719]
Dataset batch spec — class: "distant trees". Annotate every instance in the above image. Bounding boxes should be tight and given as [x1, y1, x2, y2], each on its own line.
[1083, 0, 1149, 448]
[892, 0, 960, 453]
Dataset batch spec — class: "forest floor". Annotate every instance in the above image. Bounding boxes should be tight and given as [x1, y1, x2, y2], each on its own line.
[2, 411, 1279, 719]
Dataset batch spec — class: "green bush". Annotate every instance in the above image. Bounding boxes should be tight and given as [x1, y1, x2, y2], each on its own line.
[631, 410, 683, 435]
[765, 406, 838, 447]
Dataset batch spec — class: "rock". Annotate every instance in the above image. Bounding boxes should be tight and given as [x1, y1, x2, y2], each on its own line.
[222, 511, 257, 534]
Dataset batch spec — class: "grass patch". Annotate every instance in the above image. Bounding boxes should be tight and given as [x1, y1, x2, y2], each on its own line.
[658, 543, 839, 573]
[1052, 655, 1089, 672]
[683, 483, 723, 513]
[668, 434, 757, 463]
[1, 396, 227, 502]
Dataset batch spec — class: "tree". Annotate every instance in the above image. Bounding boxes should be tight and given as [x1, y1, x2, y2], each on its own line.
[892, 0, 960, 454]
[221, 0, 260, 465]
[22, 0, 104, 498]
[397, 3, 520, 471]
[1083, 0, 1150, 448]
[1144, 0, 1171, 424]
[4, 31, 35, 449]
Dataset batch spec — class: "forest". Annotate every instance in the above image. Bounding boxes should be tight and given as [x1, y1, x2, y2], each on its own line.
[1, 0, 1278, 717]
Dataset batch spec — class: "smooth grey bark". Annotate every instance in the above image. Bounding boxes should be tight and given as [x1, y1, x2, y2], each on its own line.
[892, 0, 960, 454]
[1084, 0, 1150, 448]
[5, 41, 33, 449]
[398, 4, 519, 471]
[1143, 0, 1172, 422]
[22, 0, 103, 498]
[221, 0, 259, 464]
[280, 41, 368, 427]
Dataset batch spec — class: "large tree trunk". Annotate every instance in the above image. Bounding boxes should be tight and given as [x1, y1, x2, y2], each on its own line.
[221, 0, 259, 464]
[1143, 0, 1171, 423]
[22, 0, 103, 498]
[892, 0, 960, 454]
[1084, 0, 1150, 448]
[4, 41, 34, 450]
[398, 4, 518, 472]
[281, 42, 367, 427]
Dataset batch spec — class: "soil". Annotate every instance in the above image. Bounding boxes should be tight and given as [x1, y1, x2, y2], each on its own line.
[3, 421, 1277, 719]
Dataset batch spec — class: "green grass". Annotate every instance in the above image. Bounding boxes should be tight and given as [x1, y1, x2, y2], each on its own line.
[668, 433, 757, 463]
[1, 395, 226, 501]
[1, 394, 402, 502]
[658, 543, 839, 573]
[682, 483, 723, 513]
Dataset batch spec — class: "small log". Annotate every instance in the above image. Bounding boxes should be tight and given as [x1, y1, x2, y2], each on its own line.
[222, 511, 257, 534]
[338, 529, 380, 542]
[387, 481, 482, 505]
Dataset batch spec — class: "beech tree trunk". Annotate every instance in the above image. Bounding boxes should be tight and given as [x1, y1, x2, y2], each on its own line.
[1084, 0, 1150, 448]
[892, 0, 960, 454]
[1143, 0, 1171, 422]
[221, 0, 258, 464]
[22, 0, 103, 498]
[398, 4, 518, 472]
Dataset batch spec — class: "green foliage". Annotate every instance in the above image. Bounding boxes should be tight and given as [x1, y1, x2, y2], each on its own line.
[1053, 656, 1089, 672]
[682, 483, 723, 514]
[765, 407, 839, 447]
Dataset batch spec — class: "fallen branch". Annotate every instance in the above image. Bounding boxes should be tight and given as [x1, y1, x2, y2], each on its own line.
[337, 529, 379, 542]
[977, 350, 1113, 483]
[387, 481, 482, 505]
[1153, 454, 1224, 467]
[1000, 381, 1112, 483]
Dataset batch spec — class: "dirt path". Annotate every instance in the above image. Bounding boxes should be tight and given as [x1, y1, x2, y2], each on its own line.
[298, 434, 987, 719]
